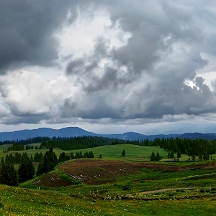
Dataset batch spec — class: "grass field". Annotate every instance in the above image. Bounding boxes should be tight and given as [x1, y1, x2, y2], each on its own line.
[0, 144, 172, 161]
[72, 144, 169, 161]
[1, 184, 216, 216]
[1, 143, 216, 215]
[0, 143, 212, 161]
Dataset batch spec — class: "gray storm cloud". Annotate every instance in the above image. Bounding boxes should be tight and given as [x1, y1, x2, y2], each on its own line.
[0, 0, 80, 73]
[63, 0, 216, 120]
[0, 0, 216, 125]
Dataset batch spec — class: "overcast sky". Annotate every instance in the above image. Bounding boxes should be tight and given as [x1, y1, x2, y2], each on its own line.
[1, 0, 216, 134]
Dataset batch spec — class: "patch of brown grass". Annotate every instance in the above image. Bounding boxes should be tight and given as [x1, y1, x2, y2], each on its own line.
[33, 172, 74, 187]
[34, 160, 216, 186]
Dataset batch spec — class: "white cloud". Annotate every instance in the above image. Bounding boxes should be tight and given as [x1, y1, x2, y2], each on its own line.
[1, 1, 216, 134]
[55, 8, 131, 62]
[0, 70, 81, 123]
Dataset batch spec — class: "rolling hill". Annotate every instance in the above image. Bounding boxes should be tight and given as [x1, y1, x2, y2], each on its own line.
[0, 127, 216, 141]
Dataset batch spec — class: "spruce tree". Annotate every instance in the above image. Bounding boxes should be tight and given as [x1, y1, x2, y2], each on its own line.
[122, 150, 126, 157]
[36, 147, 58, 176]
[0, 158, 7, 184]
[90, 151, 94, 158]
[36, 161, 44, 176]
[7, 164, 18, 186]
[18, 157, 35, 183]
[177, 150, 181, 158]
[0, 158, 18, 186]
[170, 150, 174, 159]
[58, 152, 66, 162]
[155, 152, 160, 161]
[150, 152, 155, 161]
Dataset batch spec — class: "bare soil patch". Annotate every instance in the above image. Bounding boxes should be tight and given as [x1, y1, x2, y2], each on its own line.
[35, 160, 216, 186]
[59, 159, 216, 185]
[59, 160, 138, 185]
[33, 172, 74, 187]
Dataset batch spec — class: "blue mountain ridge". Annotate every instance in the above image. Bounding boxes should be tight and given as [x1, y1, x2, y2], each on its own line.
[0, 127, 215, 141]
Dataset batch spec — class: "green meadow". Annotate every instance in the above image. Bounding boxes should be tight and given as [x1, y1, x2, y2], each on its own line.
[1, 143, 216, 215]
[0, 184, 216, 216]
[0, 143, 170, 161]
[72, 144, 169, 161]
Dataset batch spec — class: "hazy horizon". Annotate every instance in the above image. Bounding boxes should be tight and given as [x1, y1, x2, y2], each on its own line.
[0, 1, 216, 135]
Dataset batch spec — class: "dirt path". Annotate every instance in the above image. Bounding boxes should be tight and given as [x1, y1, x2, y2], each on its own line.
[134, 187, 194, 195]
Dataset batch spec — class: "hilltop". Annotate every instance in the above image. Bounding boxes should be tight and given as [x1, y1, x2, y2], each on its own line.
[0, 127, 216, 141]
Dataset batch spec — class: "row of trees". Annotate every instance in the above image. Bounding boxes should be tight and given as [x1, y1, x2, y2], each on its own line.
[36, 148, 95, 176]
[5, 144, 40, 152]
[40, 136, 138, 150]
[0, 148, 95, 186]
[150, 152, 162, 161]
[3, 152, 43, 164]
[2, 135, 216, 160]
[36, 147, 57, 176]
[1, 136, 138, 151]
[58, 151, 94, 162]
[142, 138, 216, 161]
[0, 136, 50, 145]
[3, 150, 95, 165]
[0, 155, 34, 186]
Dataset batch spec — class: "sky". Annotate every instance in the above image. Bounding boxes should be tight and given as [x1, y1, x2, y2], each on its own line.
[1, 0, 216, 135]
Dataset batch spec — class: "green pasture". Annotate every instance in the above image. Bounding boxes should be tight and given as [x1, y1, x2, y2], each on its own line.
[1, 142, 215, 162]
[1, 142, 215, 164]
[1, 141, 216, 215]
[33, 165, 216, 198]
[71, 144, 168, 161]
[2, 178, 216, 215]
[0, 144, 169, 161]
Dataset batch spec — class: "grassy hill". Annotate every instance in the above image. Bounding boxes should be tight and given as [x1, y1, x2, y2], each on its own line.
[0, 144, 171, 161]
[0, 183, 216, 216]
[2, 158, 216, 215]
[71, 144, 169, 161]
[1, 143, 216, 215]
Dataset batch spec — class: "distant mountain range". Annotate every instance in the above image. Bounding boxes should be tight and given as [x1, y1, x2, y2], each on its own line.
[0, 127, 216, 141]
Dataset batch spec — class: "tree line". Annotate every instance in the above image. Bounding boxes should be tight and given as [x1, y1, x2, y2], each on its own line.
[1, 136, 138, 151]
[0, 148, 95, 186]
[0, 153, 34, 186]
[40, 136, 138, 150]
[3, 144, 39, 153]
[0, 136, 50, 145]
[143, 137, 216, 161]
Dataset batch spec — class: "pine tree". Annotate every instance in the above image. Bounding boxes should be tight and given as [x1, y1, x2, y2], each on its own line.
[89, 151, 94, 158]
[177, 150, 181, 158]
[36, 161, 44, 176]
[18, 157, 35, 183]
[36, 147, 58, 176]
[70, 152, 75, 159]
[0, 158, 18, 186]
[0, 158, 7, 184]
[170, 150, 174, 158]
[192, 154, 196, 161]
[58, 152, 66, 162]
[150, 152, 155, 161]
[122, 150, 125, 157]
[155, 152, 161, 161]
[7, 163, 18, 186]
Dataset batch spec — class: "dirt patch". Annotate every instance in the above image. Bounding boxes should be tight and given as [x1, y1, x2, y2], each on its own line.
[59, 160, 137, 185]
[34, 160, 216, 186]
[58, 160, 216, 185]
[33, 172, 74, 187]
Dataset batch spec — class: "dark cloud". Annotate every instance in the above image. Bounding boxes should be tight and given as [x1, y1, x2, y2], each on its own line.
[2, 115, 48, 125]
[63, 0, 216, 121]
[0, 0, 80, 73]
[1, 0, 216, 127]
